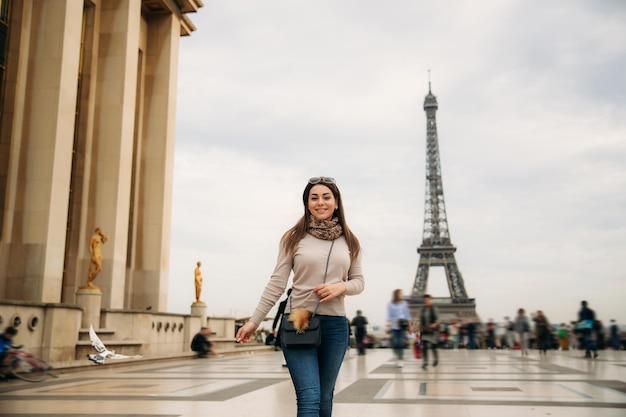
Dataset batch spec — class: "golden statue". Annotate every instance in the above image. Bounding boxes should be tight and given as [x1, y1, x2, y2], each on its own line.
[82, 227, 108, 290]
[194, 261, 204, 304]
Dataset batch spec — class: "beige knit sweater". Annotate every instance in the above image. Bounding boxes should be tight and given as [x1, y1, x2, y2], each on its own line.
[249, 234, 364, 325]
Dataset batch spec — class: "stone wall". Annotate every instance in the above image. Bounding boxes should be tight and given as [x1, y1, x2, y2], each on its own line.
[0, 300, 244, 367]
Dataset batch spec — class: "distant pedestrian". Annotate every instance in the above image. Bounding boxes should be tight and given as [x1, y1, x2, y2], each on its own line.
[0, 326, 18, 366]
[272, 288, 292, 352]
[449, 320, 460, 350]
[351, 310, 369, 355]
[460, 321, 468, 348]
[466, 321, 478, 349]
[609, 319, 620, 350]
[387, 289, 412, 368]
[532, 310, 552, 354]
[419, 294, 439, 370]
[504, 316, 515, 349]
[191, 327, 219, 358]
[557, 323, 569, 350]
[515, 308, 530, 356]
[576, 300, 598, 359]
[568, 322, 577, 350]
[485, 319, 496, 349]
[495, 322, 507, 348]
[594, 320, 605, 350]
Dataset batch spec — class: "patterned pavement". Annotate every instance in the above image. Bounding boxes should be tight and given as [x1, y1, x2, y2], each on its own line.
[1, 348, 625, 416]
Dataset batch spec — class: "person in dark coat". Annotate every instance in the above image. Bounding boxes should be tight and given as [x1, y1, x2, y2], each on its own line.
[577, 300, 598, 358]
[351, 310, 369, 355]
[0, 326, 18, 366]
[485, 319, 496, 349]
[532, 310, 552, 354]
[272, 288, 292, 351]
[609, 319, 620, 350]
[419, 294, 440, 370]
[191, 327, 218, 358]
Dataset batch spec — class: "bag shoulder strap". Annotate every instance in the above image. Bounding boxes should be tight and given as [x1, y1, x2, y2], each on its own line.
[289, 239, 335, 317]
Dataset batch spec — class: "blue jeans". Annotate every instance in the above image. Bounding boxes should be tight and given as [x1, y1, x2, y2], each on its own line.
[282, 315, 348, 417]
[391, 329, 405, 360]
[582, 330, 597, 355]
[468, 332, 477, 349]
[611, 334, 620, 350]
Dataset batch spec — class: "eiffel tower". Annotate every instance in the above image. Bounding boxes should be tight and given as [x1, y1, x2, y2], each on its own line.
[408, 81, 479, 323]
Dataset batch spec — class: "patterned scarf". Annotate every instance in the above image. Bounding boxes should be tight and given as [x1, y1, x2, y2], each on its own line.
[308, 217, 343, 240]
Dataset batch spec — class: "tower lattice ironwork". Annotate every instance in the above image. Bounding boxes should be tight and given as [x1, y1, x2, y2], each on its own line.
[409, 82, 478, 322]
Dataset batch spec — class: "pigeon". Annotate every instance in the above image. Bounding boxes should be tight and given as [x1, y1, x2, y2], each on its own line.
[87, 324, 142, 365]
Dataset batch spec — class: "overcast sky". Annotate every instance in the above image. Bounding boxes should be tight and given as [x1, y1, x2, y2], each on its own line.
[167, 0, 626, 329]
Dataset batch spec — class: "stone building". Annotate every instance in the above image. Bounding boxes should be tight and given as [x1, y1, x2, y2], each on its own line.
[0, 0, 203, 311]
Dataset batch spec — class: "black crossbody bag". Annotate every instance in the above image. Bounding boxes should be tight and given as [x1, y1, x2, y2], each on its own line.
[281, 240, 334, 348]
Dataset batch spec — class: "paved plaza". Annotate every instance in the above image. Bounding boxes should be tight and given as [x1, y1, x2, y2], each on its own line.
[0, 348, 625, 417]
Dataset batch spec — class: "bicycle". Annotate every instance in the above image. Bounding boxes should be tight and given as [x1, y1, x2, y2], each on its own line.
[1, 348, 59, 382]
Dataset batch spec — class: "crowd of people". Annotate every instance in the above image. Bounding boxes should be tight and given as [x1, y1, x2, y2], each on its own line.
[350, 299, 622, 360]
[464, 301, 622, 356]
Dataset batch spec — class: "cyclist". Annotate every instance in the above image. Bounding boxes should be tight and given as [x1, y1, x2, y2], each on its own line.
[0, 326, 18, 366]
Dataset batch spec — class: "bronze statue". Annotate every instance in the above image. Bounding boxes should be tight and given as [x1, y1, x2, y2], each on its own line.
[82, 227, 108, 289]
[194, 261, 203, 303]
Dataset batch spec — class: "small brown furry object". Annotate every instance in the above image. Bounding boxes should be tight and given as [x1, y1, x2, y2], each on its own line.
[288, 308, 311, 332]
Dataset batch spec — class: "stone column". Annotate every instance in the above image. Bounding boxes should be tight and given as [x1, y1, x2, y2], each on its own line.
[89, 0, 142, 309]
[0, 0, 84, 302]
[76, 288, 103, 329]
[127, 12, 181, 311]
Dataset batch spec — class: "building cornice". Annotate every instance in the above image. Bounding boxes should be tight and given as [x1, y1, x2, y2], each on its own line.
[142, 0, 203, 36]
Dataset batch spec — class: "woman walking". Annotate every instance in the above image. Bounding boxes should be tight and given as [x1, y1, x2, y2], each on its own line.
[236, 176, 364, 417]
[386, 289, 412, 368]
[515, 308, 531, 356]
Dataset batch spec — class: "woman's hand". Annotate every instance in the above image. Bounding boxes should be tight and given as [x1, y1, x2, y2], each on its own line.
[235, 321, 258, 343]
[314, 282, 347, 302]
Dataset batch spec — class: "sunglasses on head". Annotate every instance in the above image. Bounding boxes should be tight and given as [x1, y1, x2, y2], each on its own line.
[308, 177, 336, 185]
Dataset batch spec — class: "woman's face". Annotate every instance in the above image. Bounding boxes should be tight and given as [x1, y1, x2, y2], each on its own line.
[307, 184, 338, 221]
